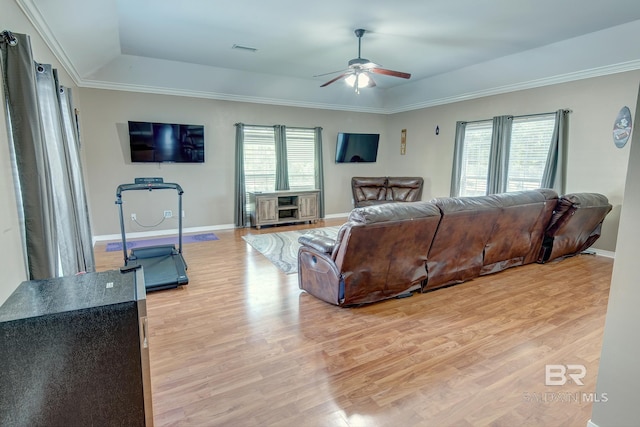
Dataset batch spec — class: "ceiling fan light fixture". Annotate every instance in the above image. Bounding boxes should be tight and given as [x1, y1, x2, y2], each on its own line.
[317, 28, 409, 90]
[345, 72, 371, 89]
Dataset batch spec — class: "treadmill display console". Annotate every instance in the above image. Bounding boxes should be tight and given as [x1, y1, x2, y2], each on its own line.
[134, 177, 164, 184]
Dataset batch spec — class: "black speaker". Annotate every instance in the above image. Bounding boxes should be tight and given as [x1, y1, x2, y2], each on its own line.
[0, 269, 153, 426]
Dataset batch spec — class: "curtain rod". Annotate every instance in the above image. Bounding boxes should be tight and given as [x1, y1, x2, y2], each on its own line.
[236, 123, 319, 130]
[461, 109, 572, 125]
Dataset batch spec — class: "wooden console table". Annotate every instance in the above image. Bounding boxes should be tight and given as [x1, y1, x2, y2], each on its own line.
[249, 190, 320, 229]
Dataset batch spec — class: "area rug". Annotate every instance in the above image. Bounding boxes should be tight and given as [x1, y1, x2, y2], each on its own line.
[242, 226, 340, 274]
[105, 233, 219, 252]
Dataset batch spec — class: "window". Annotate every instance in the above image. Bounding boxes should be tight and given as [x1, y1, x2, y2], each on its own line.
[241, 125, 318, 214]
[459, 120, 492, 196]
[453, 111, 564, 197]
[507, 114, 555, 192]
[285, 128, 316, 190]
[243, 126, 276, 198]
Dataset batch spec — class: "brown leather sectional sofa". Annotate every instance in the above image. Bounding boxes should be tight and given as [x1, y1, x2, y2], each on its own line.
[298, 189, 612, 306]
[351, 176, 424, 207]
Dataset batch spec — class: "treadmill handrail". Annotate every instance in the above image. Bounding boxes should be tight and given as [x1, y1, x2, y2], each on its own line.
[116, 182, 183, 197]
[115, 181, 185, 265]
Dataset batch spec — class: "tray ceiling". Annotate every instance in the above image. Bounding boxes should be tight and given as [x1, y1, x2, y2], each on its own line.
[16, 0, 640, 113]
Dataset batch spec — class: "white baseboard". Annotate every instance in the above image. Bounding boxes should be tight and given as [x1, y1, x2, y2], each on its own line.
[324, 212, 349, 219]
[92, 215, 350, 246]
[591, 248, 615, 259]
[92, 223, 236, 245]
[587, 419, 599, 427]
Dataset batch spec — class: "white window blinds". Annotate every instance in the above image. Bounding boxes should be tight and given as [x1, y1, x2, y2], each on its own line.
[459, 120, 493, 197]
[243, 126, 276, 200]
[507, 114, 556, 192]
[285, 128, 316, 190]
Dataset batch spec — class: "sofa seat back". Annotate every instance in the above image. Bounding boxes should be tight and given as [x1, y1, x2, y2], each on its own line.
[351, 177, 424, 207]
[332, 202, 441, 305]
[539, 193, 612, 262]
[424, 196, 502, 291]
[385, 177, 424, 202]
[351, 177, 387, 205]
[481, 189, 558, 274]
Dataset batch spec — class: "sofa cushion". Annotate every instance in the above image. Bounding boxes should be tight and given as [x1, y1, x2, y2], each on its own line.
[352, 177, 387, 203]
[361, 186, 386, 201]
[348, 201, 441, 224]
[386, 177, 424, 202]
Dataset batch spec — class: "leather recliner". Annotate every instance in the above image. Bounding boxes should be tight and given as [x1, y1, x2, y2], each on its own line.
[351, 177, 424, 208]
[298, 189, 612, 306]
[298, 201, 441, 306]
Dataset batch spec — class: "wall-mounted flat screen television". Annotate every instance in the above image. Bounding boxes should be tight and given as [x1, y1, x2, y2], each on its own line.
[128, 121, 205, 163]
[335, 132, 380, 163]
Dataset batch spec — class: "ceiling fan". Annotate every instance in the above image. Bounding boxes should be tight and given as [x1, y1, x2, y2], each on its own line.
[316, 29, 411, 92]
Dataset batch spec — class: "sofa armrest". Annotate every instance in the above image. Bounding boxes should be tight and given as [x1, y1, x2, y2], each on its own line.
[298, 234, 336, 254]
[298, 246, 343, 305]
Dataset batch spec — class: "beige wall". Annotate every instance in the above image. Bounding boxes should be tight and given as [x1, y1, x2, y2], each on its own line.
[78, 89, 391, 236]
[0, 0, 77, 304]
[386, 71, 640, 252]
[591, 83, 640, 427]
[80, 71, 638, 253]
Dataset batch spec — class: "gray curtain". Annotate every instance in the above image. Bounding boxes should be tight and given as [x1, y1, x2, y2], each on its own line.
[234, 122, 246, 227]
[450, 121, 467, 196]
[314, 127, 325, 217]
[274, 125, 289, 190]
[541, 109, 569, 194]
[487, 115, 513, 194]
[1, 31, 94, 279]
[59, 86, 95, 273]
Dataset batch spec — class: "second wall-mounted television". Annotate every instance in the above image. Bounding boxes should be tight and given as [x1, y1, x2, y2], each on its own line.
[128, 121, 205, 163]
[335, 132, 380, 163]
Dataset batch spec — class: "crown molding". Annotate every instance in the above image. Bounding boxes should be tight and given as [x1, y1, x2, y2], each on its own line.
[79, 58, 640, 115]
[77, 79, 390, 114]
[384, 60, 640, 114]
[16, 0, 83, 85]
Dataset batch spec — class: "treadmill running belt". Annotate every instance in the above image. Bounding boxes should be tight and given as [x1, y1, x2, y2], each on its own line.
[128, 254, 188, 291]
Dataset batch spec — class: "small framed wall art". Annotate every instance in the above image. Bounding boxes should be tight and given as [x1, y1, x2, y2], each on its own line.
[613, 106, 632, 148]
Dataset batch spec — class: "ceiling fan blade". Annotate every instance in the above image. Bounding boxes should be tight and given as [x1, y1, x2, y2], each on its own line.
[313, 68, 348, 78]
[370, 67, 411, 79]
[320, 73, 348, 87]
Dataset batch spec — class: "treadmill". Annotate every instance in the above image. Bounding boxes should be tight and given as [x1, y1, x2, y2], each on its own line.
[115, 177, 189, 291]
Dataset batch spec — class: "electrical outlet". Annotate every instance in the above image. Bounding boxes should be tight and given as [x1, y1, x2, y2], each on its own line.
[163, 210, 173, 218]
[131, 213, 136, 221]
[182, 210, 185, 218]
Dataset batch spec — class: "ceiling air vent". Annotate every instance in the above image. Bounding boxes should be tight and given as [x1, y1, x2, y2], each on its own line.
[232, 44, 258, 53]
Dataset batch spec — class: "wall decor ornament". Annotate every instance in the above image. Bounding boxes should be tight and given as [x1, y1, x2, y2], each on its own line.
[400, 129, 407, 155]
[613, 106, 632, 148]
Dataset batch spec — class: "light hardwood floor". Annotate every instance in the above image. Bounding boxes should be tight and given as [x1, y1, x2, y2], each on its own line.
[94, 218, 613, 427]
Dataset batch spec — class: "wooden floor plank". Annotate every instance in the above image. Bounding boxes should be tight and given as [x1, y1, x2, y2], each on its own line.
[94, 219, 613, 426]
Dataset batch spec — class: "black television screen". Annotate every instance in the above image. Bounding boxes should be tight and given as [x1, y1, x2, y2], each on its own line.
[335, 132, 380, 163]
[128, 121, 205, 163]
